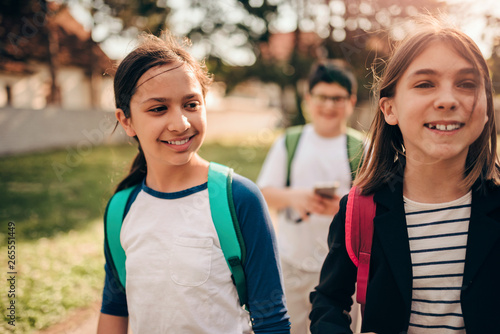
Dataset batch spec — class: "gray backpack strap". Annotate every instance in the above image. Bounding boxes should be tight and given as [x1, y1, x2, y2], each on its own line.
[284, 125, 304, 187]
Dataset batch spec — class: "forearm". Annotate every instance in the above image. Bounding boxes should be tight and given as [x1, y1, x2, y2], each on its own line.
[261, 186, 315, 212]
[260, 187, 294, 210]
[97, 313, 128, 334]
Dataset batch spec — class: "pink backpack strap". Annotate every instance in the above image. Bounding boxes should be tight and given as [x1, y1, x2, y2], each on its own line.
[345, 187, 359, 266]
[345, 186, 376, 310]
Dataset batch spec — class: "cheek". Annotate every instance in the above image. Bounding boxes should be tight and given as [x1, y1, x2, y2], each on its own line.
[482, 109, 489, 126]
[305, 102, 319, 115]
[190, 111, 207, 130]
[473, 97, 488, 126]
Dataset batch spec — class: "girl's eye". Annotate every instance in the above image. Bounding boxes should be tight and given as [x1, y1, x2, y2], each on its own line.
[415, 82, 434, 89]
[185, 101, 201, 110]
[458, 81, 478, 89]
[149, 106, 167, 113]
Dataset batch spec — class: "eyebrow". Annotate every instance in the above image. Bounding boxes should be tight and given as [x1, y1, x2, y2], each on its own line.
[409, 67, 479, 78]
[139, 97, 168, 104]
[139, 94, 200, 105]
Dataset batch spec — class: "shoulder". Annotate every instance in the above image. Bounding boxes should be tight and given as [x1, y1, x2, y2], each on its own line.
[106, 183, 142, 217]
[231, 173, 264, 204]
[231, 173, 270, 218]
[474, 181, 500, 213]
[346, 127, 365, 141]
[285, 124, 305, 136]
[271, 133, 287, 148]
[230, 173, 274, 237]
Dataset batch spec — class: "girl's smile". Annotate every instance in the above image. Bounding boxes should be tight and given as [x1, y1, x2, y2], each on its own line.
[424, 122, 463, 132]
[160, 134, 196, 151]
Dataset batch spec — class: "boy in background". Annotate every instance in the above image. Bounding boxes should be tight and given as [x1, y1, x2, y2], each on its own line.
[257, 60, 362, 334]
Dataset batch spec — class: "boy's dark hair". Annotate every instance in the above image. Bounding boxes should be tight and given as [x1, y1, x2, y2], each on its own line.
[308, 60, 358, 95]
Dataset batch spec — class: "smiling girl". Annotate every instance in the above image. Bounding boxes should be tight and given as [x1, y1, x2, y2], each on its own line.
[97, 33, 290, 334]
[310, 17, 500, 334]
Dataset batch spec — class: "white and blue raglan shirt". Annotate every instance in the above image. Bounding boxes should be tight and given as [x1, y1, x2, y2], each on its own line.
[101, 173, 291, 333]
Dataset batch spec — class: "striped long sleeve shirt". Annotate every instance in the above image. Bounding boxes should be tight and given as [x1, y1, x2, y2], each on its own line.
[404, 191, 471, 334]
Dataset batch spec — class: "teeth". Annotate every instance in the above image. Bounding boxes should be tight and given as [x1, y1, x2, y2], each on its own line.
[166, 138, 190, 145]
[427, 124, 461, 131]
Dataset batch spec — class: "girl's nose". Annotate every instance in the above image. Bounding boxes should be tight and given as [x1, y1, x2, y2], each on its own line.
[434, 87, 458, 111]
[167, 109, 190, 132]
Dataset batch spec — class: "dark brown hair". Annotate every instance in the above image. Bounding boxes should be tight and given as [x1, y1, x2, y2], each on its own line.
[308, 59, 357, 95]
[114, 32, 213, 192]
[355, 16, 499, 195]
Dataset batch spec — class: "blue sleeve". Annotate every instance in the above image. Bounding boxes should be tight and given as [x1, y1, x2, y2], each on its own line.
[232, 174, 291, 333]
[100, 262, 129, 316]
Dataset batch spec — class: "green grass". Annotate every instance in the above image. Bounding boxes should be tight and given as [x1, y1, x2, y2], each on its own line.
[0, 138, 272, 332]
[0, 144, 137, 244]
[1, 221, 105, 333]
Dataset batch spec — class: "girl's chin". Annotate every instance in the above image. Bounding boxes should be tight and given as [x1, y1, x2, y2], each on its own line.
[407, 148, 468, 165]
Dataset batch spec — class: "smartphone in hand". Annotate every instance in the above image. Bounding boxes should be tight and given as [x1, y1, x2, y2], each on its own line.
[314, 182, 339, 199]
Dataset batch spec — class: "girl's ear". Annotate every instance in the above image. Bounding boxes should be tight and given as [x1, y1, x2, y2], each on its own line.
[380, 97, 398, 125]
[115, 109, 136, 137]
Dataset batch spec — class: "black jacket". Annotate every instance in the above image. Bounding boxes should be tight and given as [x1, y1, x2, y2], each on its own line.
[310, 180, 500, 334]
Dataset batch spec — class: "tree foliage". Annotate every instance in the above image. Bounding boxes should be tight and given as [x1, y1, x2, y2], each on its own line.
[91, 0, 446, 125]
[0, 0, 63, 105]
[89, 0, 171, 40]
[4, 0, 500, 120]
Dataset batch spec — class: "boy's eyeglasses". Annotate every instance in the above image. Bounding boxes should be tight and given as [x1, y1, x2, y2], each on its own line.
[311, 94, 350, 106]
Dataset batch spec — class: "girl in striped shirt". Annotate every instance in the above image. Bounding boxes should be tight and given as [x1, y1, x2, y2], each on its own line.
[310, 16, 500, 334]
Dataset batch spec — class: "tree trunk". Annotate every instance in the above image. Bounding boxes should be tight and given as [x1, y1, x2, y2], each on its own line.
[42, 0, 61, 107]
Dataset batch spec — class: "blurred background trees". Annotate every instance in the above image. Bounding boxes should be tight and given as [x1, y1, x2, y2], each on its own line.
[79, 0, 447, 125]
[1, 0, 62, 105]
[2, 0, 500, 125]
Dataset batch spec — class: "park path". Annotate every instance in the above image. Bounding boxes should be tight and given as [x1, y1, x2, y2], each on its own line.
[35, 302, 101, 334]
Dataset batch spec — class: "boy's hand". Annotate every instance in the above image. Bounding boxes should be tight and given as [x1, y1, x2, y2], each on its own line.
[288, 189, 315, 221]
[310, 193, 340, 216]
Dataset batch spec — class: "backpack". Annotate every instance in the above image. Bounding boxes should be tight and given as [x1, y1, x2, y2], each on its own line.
[345, 185, 376, 314]
[104, 162, 248, 307]
[284, 125, 365, 186]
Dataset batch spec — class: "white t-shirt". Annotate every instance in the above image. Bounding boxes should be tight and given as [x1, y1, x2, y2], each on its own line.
[121, 185, 252, 334]
[257, 124, 352, 272]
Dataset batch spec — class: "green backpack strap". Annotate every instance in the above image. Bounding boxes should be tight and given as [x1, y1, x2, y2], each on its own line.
[104, 184, 140, 291]
[208, 162, 248, 307]
[284, 125, 304, 187]
[346, 127, 365, 181]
